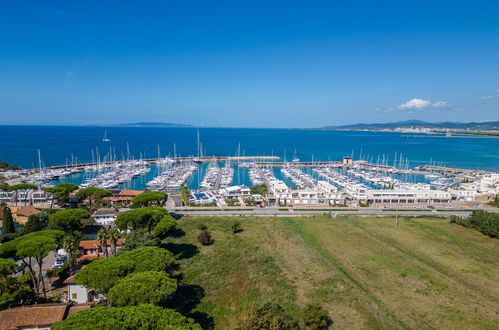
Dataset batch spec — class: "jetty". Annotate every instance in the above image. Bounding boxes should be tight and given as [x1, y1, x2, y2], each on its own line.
[32, 156, 280, 171]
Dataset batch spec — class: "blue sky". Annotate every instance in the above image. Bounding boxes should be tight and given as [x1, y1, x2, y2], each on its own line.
[1, 0, 498, 127]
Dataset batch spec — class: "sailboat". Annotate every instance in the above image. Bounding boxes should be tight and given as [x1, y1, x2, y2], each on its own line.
[102, 130, 111, 142]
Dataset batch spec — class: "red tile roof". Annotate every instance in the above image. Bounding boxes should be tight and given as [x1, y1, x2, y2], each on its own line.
[15, 206, 42, 217]
[79, 238, 126, 250]
[0, 303, 90, 330]
[114, 189, 143, 197]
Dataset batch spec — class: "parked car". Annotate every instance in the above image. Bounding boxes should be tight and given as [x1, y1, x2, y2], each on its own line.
[51, 264, 62, 270]
[427, 205, 435, 209]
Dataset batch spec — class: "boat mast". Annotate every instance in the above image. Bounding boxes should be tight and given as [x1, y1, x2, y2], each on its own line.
[38, 149, 42, 173]
[197, 129, 201, 158]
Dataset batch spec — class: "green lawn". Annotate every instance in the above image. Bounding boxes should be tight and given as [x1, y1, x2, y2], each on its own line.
[166, 215, 499, 329]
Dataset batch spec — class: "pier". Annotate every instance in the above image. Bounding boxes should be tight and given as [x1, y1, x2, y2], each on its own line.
[415, 165, 493, 175]
[239, 161, 343, 167]
[33, 156, 281, 171]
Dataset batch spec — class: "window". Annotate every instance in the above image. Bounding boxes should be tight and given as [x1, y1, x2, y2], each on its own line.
[72, 293, 77, 299]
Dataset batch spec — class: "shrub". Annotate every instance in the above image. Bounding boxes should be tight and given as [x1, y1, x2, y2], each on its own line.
[198, 230, 213, 246]
[231, 220, 242, 234]
[451, 211, 499, 238]
[244, 198, 256, 206]
[302, 304, 332, 329]
[236, 302, 298, 330]
[197, 223, 208, 231]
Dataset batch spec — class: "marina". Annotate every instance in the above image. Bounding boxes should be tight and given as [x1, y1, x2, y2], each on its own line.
[2, 154, 498, 204]
[146, 163, 197, 191]
[1, 128, 498, 208]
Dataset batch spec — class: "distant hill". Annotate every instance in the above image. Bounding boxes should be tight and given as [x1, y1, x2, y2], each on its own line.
[117, 122, 193, 127]
[321, 120, 499, 130]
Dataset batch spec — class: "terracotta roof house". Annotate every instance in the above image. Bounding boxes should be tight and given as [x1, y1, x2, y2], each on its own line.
[105, 189, 143, 205]
[77, 238, 126, 262]
[14, 206, 43, 224]
[0, 303, 90, 330]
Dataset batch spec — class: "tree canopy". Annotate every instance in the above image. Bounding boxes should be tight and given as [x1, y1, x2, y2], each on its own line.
[0, 230, 64, 296]
[121, 229, 160, 252]
[0, 258, 35, 310]
[108, 271, 177, 306]
[75, 246, 174, 293]
[451, 210, 499, 238]
[0, 258, 17, 275]
[75, 187, 112, 205]
[132, 191, 168, 207]
[2, 207, 15, 236]
[250, 184, 268, 196]
[115, 206, 168, 233]
[0, 230, 65, 257]
[0, 160, 19, 171]
[49, 209, 91, 232]
[23, 212, 49, 233]
[302, 304, 332, 330]
[52, 304, 201, 330]
[151, 215, 177, 238]
[44, 183, 78, 203]
[7, 183, 38, 192]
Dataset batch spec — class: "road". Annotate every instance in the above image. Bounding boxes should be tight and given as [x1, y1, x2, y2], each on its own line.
[171, 207, 496, 217]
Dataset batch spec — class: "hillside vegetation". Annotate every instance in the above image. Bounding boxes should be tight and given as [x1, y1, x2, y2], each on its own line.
[168, 215, 499, 329]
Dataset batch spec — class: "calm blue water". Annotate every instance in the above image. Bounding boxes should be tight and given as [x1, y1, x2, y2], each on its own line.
[1, 126, 498, 189]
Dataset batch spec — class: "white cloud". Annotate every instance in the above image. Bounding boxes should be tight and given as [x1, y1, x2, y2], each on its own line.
[397, 98, 450, 111]
[433, 101, 449, 108]
[398, 98, 431, 110]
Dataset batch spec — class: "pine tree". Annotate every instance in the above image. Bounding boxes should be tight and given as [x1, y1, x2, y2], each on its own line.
[2, 207, 15, 235]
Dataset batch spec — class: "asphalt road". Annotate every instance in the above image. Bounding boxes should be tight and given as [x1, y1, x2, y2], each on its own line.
[172, 207, 494, 217]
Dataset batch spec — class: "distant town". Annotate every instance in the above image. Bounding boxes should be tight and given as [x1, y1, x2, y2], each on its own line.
[321, 120, 499, 136]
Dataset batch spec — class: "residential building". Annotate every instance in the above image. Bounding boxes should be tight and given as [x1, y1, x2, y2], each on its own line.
[13, 206, 43, 224]
[0, 303, 90, 330]
[220, 185, 251, 199]
[77, 238, 126, 262]
[92, 208, 118, 226]
[63, 275, 105, 304]
[104, 189, 143, 205]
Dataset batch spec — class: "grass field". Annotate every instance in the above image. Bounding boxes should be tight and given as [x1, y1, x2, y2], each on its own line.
[166, 215, 499, 329]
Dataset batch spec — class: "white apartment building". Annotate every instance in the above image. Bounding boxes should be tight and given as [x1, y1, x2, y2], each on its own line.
[367, 188, 451, 204]
[92, 208, 119, 226]
[0, 189, 51, 205]
[220, 185, 251, 198]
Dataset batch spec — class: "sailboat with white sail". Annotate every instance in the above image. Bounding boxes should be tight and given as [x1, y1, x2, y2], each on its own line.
[102, 130, 111, 142]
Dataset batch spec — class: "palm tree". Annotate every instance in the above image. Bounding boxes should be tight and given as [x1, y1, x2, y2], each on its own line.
[108, 228, 121, 257]
[62, 234, 80, 267]
[97, 229, 109, 258]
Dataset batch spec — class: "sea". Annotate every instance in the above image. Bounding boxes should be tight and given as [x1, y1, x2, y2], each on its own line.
[0, 125, 498, 191]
